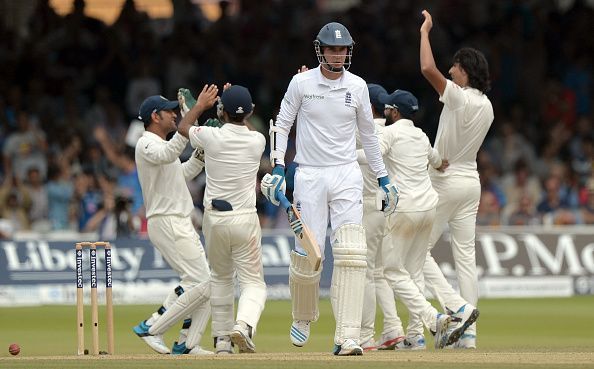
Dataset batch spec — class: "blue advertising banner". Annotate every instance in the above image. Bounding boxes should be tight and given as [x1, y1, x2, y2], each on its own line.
[0, 226, 593, 305]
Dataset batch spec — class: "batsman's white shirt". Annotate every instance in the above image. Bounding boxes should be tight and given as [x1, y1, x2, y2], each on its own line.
[274, 66, 387, 179]
[357, 118, 386, 198]
[429, 80, 493, 179]
[136, 131, 205, 218]
[188, 124, 265, 210]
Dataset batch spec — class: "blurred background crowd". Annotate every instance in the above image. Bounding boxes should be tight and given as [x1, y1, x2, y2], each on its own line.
[0, 0, 592, 239]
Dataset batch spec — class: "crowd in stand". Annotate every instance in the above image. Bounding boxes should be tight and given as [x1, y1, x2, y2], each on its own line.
[0, 0, 592, 239]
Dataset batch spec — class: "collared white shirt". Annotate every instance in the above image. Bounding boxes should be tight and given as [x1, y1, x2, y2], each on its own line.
[378, 119, 440, 212]
[274, 66, 387, 179]
[135, 131, 204, 218]
[357, 118, 386, 197]
[189, 124, 265, 210]
[430, 79, 494, 179]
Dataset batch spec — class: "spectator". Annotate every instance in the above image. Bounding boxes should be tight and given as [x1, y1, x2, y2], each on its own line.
[507, 193, 541, 226]
[23, 166, 49, 231]
[3, 110, 48, 181]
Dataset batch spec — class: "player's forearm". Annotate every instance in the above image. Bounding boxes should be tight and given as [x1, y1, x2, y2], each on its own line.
[181, 157, 204, 180]
[420, 32, 437, 76]
[420, 32, 446, 95]
[178, 105, 206, 139]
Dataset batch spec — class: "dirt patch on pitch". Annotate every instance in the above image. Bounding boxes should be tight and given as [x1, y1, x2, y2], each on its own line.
[3, 351, 593, 365]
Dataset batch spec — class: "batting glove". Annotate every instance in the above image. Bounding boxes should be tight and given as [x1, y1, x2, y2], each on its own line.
[261, 166, 286, 206]
[377, 176, 399, 216]
[177, 88, 196, 118]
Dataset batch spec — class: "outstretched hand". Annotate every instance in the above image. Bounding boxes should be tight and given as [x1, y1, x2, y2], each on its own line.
[196, 84, 219, 111]
[297, 65, 309, 74]
[420, 10, 433, 34]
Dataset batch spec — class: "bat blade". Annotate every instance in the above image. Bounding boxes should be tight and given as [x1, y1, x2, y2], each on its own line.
[278, 193, 321, 271]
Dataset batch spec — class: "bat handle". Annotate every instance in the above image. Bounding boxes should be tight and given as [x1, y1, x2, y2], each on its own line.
[276, 191, 292, 210]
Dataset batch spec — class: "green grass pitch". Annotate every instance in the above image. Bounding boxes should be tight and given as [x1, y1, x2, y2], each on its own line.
[1, 297, 593, 368]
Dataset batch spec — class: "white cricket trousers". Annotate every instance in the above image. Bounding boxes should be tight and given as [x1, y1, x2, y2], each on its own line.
[427, 174, 481, 335]
[293, 162, 363, 255]
[203, 208, 266, 336]
[360, 196, 403, 342]
[382, 209, 438, 333]
[147, 215, 210, 290]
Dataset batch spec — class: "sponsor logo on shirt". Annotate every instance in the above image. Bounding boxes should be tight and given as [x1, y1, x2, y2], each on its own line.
[304, 94, 324, 100]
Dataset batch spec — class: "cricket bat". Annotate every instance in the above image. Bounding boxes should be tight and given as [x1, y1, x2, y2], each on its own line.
[277, 192, 322, 271]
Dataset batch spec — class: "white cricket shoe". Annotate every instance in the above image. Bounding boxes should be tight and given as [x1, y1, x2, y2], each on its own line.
[433, 313, 452, 349]
[230, 322, 256, 353]
[187, 346, 214, 355]
[395, 335, 426, 350]
[132, 320, 170, 354]
[360, 336, 377, 351]
[289, 320, 310, 347]
[446, 304, 480, 347]
[451, 333, 477, 349]
[333, 338, 363, 356]
[215, 336, 233, 354]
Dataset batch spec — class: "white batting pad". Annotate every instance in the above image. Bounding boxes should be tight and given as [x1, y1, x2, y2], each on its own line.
[210, 282, 235, 337]
[290, 251, 322, 321]
[149, 281, 210, 335]
[185, 301, 212, 349]
[331, 224, 367, 344]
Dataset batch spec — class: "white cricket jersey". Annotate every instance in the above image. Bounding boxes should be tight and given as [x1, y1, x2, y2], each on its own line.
[430, 79, 494, 179]
[357, 118, 385, 197]
[135, 131, 204, 218]
[379, 119, 440, 212]
[275, 66, 387, 178]
[189, 124, 265, 210]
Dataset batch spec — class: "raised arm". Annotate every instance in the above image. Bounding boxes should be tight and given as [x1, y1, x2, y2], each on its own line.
[420, 10, 447, 96]
[177, 84, 219, 139]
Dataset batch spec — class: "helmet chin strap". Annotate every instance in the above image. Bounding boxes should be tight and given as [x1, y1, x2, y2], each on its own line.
[320, 57, 344, 73]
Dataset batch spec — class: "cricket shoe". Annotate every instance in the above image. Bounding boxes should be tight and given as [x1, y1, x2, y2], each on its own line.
[395, 335, 426, 350]
[132, 320, 170, 354]
[215, 336, 234, 354]
[445, 304, 480, 347]
[448, 333, 476, 349]
[376, 332, 406, 350]
[432, 313, 452, 349]
[333, 338, 363, 356]
[290, 320, 310, 347]
[231, 321, 256, 353]
[171, 341, 213, 355]
[359, 336, 377, 351]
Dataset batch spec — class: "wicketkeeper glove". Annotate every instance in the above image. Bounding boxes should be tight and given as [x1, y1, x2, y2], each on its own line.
[204, 118, 224, 128]
[192, 147, 205, 164]
[177, 88, 197, 118]
[377, 176, 399, 216]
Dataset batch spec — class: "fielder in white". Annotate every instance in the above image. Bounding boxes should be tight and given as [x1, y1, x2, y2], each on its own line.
[133, 93, 215, 355]
[358, 89, 478, 349]
[261, 22, 398, 356]
[359, 83, 406, 351]
[178, 84, 267, 354]
[420, 10, 494, 349]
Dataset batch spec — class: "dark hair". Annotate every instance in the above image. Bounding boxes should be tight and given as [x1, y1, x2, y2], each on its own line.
[227, 112, 249, 123]
[453, 48, 491, 93]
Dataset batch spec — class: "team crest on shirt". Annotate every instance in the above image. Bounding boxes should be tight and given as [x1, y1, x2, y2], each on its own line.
[345, 91, 352, 105]
[296, 201, 302, 211]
